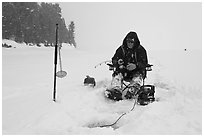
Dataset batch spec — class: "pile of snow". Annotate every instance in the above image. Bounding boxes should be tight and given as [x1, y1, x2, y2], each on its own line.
[2, 39, 74, 49]
[2, 41, 202, 134]
[2, 39, 27, 48]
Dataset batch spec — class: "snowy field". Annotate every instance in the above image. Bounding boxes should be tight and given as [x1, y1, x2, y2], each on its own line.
[2, 40, 202, 135]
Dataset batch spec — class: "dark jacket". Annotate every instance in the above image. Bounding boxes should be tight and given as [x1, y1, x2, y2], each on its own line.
[112, 32, 148, 78]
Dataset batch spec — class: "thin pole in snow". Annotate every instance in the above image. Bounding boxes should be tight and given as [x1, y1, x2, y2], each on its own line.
[53, 24, 58, 102]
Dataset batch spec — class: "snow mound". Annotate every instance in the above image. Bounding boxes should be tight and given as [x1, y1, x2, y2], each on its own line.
[2, 39, 75, 49]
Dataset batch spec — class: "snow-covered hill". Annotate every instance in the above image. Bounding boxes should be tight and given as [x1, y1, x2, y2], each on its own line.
[2, 40, 202, 134]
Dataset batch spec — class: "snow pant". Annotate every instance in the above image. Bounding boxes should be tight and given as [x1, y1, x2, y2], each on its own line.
[110, 72, 143, 99]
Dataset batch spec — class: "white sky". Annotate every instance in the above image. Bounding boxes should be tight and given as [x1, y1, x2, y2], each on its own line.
[59, 2, 201, 51]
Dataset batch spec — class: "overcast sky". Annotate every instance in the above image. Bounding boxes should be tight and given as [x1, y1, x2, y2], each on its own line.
[59, 2, 201, 51]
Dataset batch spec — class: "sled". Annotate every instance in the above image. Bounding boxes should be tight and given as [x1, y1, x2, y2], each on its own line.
[105, 63, 155, 105]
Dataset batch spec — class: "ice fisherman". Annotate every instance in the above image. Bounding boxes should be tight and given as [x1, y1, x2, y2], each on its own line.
[110, 31, 148, 98]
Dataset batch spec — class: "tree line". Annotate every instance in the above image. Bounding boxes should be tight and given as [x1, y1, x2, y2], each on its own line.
[2, 2, 76, 47]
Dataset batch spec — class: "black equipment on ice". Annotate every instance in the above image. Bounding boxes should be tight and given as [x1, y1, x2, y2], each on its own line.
[84, 75, 96, 87]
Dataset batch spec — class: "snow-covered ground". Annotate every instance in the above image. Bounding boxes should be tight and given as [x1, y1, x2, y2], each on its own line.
[2, 40, 202, 134]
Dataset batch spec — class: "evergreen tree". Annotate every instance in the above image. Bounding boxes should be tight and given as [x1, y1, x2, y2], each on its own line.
[68, 21, 76, 47]
[2, 2, 76, 47]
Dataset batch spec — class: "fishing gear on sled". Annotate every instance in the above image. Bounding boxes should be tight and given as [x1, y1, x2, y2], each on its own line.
[53, 24, 67, 102]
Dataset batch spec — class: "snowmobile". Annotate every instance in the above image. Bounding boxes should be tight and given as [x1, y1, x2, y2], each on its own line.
[104, 62, 155, 105]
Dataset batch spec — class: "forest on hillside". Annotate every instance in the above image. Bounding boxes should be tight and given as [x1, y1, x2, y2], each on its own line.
[2, 2, 76, 47]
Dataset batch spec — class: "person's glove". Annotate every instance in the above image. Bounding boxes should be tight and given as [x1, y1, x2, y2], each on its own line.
[119, 65, 125, 69]
[127, 63, 136, 71]
[112, 60, 118, 66]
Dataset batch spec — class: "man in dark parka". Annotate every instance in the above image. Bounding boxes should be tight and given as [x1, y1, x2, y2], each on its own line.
[110, 31, 148, 96]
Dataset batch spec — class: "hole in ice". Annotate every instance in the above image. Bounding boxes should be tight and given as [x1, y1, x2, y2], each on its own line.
[85, 120, 109, 128]
[84, 120, 120, 130]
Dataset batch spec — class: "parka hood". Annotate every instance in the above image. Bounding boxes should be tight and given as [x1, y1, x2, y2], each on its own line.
[122, 31, 140, 50]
